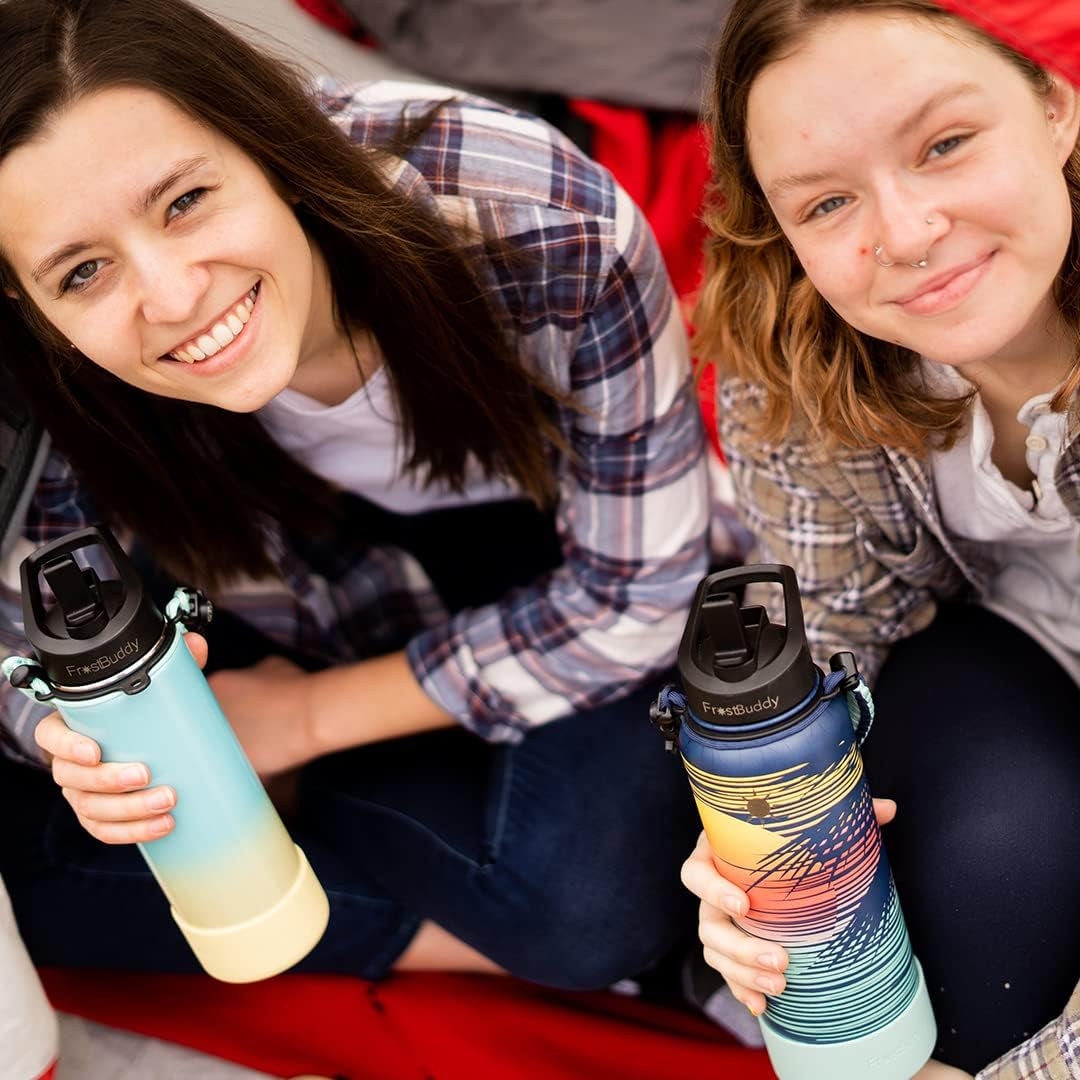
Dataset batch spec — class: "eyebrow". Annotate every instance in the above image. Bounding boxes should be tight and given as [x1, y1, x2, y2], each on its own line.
[764, 83, 982, 201]
[30, 155, 211, 283]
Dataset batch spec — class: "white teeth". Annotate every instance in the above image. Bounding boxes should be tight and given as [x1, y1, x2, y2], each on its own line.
[197, 334, 221, 356]
[210, 322, 234, 347]
[168, 285, 257, 362]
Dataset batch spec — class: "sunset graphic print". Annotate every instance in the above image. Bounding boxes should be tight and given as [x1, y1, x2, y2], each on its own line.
[683, 700, 921, 1043]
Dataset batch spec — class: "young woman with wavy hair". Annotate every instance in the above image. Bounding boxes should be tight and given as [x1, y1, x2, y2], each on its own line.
[683, 1, 1080, 1076]
[0, 0, 710, 990]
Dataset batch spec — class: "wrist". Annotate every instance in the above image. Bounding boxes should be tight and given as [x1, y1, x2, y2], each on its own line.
[300, 667, 336, 761]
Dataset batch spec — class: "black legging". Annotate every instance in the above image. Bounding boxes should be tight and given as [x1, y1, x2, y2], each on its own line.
[861, 603, 1080, 1073]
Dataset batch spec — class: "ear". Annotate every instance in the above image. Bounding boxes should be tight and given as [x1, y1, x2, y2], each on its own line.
[1045, 79, 1080, 167]
[3, 288, 17, 300]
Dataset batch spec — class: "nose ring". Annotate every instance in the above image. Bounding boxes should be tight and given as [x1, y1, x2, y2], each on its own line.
[874, 216, 935, 269]
[873, 245, 895, 268]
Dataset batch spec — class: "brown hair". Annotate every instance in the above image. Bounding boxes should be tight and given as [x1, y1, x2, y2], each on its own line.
[0, 0, 565, 589]
[694, 0, 1080, 453]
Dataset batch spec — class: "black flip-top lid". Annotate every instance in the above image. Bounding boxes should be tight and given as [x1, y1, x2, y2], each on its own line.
[20, 525, 166, 690]
[676, 564, 818, 727]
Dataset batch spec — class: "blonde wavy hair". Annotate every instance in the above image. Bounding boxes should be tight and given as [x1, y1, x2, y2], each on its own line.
[694, 0, 1080, 453]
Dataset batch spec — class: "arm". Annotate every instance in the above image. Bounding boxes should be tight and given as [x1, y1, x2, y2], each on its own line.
[974, 979, 1080, 1079]
[407, 184, 709, 740]
[717, 379, 940, 683]
[0, 449, 99, 768]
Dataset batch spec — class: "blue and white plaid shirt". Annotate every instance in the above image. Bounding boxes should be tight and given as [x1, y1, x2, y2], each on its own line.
[0, 81, 709, 763]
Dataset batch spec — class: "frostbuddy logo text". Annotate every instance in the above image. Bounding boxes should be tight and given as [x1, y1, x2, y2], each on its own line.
[702, 696, 780, 717]
[66, 639, 139, 679]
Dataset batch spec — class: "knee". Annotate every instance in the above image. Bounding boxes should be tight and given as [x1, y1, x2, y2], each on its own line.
[484, 864, 698, 990]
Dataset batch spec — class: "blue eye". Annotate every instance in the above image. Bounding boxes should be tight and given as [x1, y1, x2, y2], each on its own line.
[927, 135, 965, 159]
[810, 196, 849, 218]
[165, 187, 207, 221]
[60, 259, 104, 294]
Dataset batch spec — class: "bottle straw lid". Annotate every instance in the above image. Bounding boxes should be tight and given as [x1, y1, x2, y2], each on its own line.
[20, 525, 168, 693]
[676, 564, 818, 726]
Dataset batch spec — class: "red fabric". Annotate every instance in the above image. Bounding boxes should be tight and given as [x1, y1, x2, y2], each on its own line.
[41, 969, 776, 1079]
[566, 101, 710, 303]
[566, 100, 719, 457]
[937, 1, 1080, 87]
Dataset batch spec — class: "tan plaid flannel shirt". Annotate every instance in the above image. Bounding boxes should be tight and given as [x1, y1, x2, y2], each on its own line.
[718, 379, 1080, 1078]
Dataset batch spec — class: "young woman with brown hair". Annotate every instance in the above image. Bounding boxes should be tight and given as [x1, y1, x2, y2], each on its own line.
[0, 0, 709, 989]
[684, 1, 1080, 1075]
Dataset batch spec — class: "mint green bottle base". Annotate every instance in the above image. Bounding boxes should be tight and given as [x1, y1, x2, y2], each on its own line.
[760, 959, 937, 1080]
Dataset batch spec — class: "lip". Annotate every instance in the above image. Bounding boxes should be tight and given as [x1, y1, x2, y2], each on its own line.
[892, 253, 994, 316]
[159, 281, 261, 377]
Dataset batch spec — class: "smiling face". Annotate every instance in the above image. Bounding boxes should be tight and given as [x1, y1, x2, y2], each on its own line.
[747, 12, 1080, 376]
[0, 86, 339, 411]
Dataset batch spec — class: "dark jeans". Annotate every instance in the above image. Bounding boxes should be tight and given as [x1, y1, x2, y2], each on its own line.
[1, 488, 703, 990]
[862, 604, 1080, 1073]
[0, 676, 700, 989]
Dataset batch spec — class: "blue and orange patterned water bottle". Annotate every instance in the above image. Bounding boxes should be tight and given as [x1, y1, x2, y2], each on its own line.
[654, 564, 936, 1079]
[3, 525, 329, 983]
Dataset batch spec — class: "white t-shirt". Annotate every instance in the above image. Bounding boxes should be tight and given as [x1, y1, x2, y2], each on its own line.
[257, 367, 518, 514]
[928, 361, 1080, 685]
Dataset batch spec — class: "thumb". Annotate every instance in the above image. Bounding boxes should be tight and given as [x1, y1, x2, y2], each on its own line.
[873, 797, 897, 827]
[184, 631, 209, 670]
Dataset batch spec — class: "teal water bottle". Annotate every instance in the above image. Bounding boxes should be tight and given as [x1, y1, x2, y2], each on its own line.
[3, 526, 329, 982]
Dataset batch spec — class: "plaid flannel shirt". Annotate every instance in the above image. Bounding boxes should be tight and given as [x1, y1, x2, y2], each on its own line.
[0, 81, 708, 761]
[718, 378, 1080, 1077]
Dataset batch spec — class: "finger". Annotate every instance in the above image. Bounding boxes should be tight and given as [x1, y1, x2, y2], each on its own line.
[681, 835, 751, 918]
[873, 797, 897, 826]
[63, 785, 175, 824]
[76, 813, 175, 846]
[703, 947, 787, 999]
[701, 947, 768, 1016]
[34, 712, 99, 766]
[184, 631, 208, 670]
[52, 757, 151, 794]
[699, 900, 788, 975]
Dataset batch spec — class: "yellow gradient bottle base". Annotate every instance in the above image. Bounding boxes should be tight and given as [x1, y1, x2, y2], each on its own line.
[171, 845, 330, 984]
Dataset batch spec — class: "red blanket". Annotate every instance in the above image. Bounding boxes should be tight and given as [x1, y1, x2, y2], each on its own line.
[42, 968, 776, 1079]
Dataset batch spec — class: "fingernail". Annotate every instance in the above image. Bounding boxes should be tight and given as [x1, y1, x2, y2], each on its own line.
[75, 742, 97, 765]
[747, 1002, 764, 1017]
[757, 953, 779, 971]
[755, 975, 780, 994]
[120, 765, 148, 786]
[147, 789, 173, 811]
[149, 815, 173, 836]
[723, 897, 746, 917]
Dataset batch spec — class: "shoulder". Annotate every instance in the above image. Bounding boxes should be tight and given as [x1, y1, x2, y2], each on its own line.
[717, 376, 904, 490]
[314, 78, 618, 222]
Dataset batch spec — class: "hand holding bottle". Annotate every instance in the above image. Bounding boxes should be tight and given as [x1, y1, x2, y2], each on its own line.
[32, 633, 208, 845]
[682, 798, 898, 1015]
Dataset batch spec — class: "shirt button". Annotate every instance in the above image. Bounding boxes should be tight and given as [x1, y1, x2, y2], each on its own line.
[1025, 433, 1049, 452]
